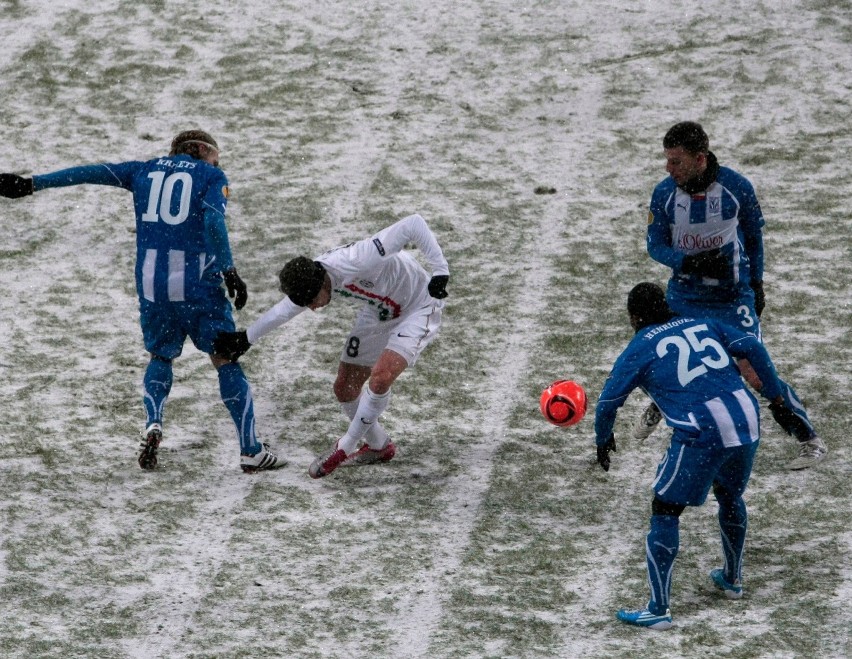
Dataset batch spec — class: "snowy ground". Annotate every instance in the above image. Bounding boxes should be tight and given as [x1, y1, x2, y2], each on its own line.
[0, 1, 849, 657]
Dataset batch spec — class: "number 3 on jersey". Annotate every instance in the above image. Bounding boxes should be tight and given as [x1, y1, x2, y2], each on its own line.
[736, 304, 755, 328]
[655, 324, 730, 387]
[142, 171, 192, 225]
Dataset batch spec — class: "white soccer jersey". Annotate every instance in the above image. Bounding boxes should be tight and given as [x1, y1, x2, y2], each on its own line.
[247, 214, 449, 343]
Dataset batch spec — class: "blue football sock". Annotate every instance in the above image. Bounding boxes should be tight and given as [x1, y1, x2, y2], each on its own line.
[218, 363, 261, 455]
[778, 378, 815, 439]
[717, 495, 748, 583]
[143, 357, 173, 427]
[646, 514, 679, 615]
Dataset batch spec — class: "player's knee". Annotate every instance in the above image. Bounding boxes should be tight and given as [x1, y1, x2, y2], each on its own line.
[367, 371, 394, 395]
[150, 353, 173, 364]
[333, 379, 352, 402]
[652, 496, 685, 517]
[368, 378, 392, 395]
[211, 354, 234, 370]
[712, 483, 738, 504]
[334, 376, 367, 403]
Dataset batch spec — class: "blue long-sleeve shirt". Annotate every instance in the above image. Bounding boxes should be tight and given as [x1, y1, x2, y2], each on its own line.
[33, 155, 234, 303]
[647, 166, 765, 308]
[595, 316, 783, 449]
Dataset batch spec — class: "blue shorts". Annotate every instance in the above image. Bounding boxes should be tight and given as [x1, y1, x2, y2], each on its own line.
[139, 289, 235, 360]
[651, 432, 759, 506]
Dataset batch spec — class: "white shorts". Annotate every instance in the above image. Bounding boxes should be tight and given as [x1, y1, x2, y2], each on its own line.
[339, 301, 443, 367]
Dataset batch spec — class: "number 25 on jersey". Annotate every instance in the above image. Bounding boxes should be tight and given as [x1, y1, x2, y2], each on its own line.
[656, 324, 730, 387]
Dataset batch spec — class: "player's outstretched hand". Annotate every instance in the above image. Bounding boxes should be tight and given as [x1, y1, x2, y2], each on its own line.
[223, 268, 248, 310]
[0, 173, 34, 198]
[214, 330, 252, 361]
[768, 399, 811, 441]
[596, 433, 617, 472]
[681, 248, 729, 279]
[428, 274, 449, 299]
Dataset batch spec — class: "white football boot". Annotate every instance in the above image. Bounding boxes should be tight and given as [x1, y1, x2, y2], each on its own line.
[787, 436, 827, 470]
[632, 403, 662, 440]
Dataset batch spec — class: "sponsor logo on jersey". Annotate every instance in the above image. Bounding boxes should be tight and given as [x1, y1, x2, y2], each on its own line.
[339, 283, 401, 321]
[677, 233, 725, 250]
[372, 238, 386, 256]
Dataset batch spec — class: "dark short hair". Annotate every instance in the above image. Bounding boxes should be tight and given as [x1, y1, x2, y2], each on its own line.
[169, 130, 219, 159]
[279, 257, 327, 306]
[628, 282, 673, 328]
[663, 121, 709, 154]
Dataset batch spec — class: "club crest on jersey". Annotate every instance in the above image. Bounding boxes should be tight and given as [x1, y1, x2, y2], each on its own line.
[709, 197, 720, 213]
[372, 238, 386, 256]
[358, 279, 375, 289]
[222, 185, 229, 198]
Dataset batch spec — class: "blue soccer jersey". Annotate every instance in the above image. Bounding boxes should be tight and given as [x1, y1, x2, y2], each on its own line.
[647, 166, 765, 310]
[595, 316, 783, 449]
[33, 155, 234, 304]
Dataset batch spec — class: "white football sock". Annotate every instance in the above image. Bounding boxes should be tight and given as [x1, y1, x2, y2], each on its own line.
[340, 398, 360, 420]
[338, 387, 391, 454]
[340, 393, 390, 450]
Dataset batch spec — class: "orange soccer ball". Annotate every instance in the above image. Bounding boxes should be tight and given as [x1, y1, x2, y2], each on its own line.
[540, 380, 588, 427]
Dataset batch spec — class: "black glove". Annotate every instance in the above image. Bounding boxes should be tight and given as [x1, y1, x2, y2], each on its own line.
[596, 433, 617, 472]
[0, 173, 34, 198]
[214, 330, 252, 361]
[223, 268, 248, 310]
[751, 280, 765, 317]
[681, 248, 729, 279]
[428, 274, 449, 299]
[768, 400, 811, 441]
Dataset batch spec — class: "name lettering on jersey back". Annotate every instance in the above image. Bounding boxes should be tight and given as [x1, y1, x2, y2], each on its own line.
[156, 158, 197, 170]
[642, 317, 693, 340]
